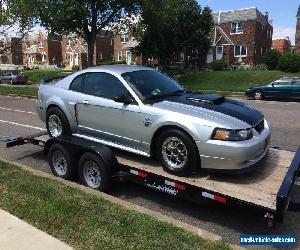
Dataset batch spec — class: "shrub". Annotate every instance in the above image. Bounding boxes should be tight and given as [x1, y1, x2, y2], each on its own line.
[72, 65, 80, 71]
[278, 53, 300, 72]
[211, 59, 226, 71]
[263, 49, 281, 70]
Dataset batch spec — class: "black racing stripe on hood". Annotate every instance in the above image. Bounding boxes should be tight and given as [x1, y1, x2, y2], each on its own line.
[159, 93, 264, 127]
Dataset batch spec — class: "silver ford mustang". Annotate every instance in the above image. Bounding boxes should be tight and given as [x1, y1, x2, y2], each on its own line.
[36, 65, 271, 176]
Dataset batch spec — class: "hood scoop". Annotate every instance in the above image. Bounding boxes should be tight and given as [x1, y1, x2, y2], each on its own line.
[186, 94, 225, 105]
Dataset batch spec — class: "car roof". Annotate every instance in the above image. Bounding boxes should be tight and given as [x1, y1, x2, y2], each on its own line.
[85, 65, 155, 75]
[279, 77, 300, 80]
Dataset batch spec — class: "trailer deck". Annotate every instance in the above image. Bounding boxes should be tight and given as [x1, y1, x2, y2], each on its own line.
[117, 149, 294, 210]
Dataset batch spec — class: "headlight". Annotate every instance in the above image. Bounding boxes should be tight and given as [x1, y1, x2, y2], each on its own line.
[212, 128, 253, 141]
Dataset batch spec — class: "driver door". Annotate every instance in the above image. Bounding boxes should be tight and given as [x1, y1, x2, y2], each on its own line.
[76, 72, 145, 151]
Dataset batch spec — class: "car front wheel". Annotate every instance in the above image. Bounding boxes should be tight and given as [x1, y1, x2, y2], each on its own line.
[156, 129, 200, 176]
[253, 90, 264, 100]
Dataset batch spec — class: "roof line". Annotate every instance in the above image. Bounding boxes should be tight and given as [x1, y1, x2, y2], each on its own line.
[212, 7, 257, 14]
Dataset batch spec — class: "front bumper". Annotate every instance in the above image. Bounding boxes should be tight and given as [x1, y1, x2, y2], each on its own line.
[197, 120, 271, 170]
[245, 90, 253, 98]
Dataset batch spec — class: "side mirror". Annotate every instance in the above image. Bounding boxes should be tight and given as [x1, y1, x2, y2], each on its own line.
[271, 82, 274, 87]
[114, 94, 134, 104]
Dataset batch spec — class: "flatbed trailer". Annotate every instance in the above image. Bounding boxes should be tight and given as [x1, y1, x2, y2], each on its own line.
[4, 132, 300, 227]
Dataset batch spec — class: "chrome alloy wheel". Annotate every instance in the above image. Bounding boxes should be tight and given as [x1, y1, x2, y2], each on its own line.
[48, 114, 62, 137]
[52, 150, 68, 176]
[162, 136, 188, 169]
[254, 91, 263, 100]
[83, 161, 101, 189]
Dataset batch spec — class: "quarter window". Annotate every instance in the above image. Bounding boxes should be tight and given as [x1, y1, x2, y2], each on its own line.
[69, 75, 84, 92]
[231, 21, 244, 34]
[84, 72, 130, 100]
[234, 45, 247, 57]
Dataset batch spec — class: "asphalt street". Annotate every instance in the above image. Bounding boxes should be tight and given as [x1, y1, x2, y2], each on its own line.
[0, 95, 299, 248]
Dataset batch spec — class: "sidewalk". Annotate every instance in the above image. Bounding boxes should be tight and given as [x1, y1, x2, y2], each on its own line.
[0, 209, 72, 250]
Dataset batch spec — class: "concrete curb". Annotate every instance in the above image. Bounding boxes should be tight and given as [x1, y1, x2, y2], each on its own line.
[0, 94, 37, 100]
[0, 157, 243, 250]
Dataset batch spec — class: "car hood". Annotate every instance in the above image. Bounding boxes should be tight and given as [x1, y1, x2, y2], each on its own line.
[152, 93, 264, 127]
[249, 83, 268, 89]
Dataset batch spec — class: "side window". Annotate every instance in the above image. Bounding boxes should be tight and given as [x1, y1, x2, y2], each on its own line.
[293, 80, 300, 85]
[84, 72, 130, 100]
[69, 75, 84, 92]
[274, 81, 292, 86]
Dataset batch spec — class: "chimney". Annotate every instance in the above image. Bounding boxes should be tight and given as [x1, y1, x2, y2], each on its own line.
[265, 11, 269, 20]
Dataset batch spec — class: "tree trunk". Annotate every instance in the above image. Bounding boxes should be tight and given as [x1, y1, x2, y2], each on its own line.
[86, 34, 96, 67]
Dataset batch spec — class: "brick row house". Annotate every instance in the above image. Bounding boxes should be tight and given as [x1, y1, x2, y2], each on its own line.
[295, 6, 300, 55]
[113, 33, 142, 65]
[272, 37, 292, 54]
[1, 31, 114, 69]
[0, 37, 23, 65]
[208, 7, 273, 65]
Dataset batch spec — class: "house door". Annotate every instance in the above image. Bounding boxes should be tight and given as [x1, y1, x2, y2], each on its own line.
[74, 53, 79, 66]
[126, 51, 132, 65]
[206, 48, 213, 63]
[216, 46, 223, 60]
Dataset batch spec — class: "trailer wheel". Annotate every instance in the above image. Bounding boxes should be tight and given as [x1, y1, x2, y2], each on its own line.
[78, 152, 111, 191]
[48, 143, 76, 180]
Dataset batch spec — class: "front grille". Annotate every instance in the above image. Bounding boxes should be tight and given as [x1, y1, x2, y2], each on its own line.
[254, 120, 264, 134]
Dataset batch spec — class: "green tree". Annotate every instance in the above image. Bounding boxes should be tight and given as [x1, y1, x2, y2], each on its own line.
[16, 0, 141, 67]
[278, 53, 300, 73]
[132, 0, 213, 67]
[263, 49, 281, 70]
[0, 0, 35, 54]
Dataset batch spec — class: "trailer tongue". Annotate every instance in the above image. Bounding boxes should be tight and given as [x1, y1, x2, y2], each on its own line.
[5, 132, 300, 227]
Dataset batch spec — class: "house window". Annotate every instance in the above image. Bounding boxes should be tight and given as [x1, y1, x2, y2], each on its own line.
[121, 33, 129, 43]
[41, 54, 46, 62]
[39, 42, 43, 49]
[230, 21, 244, 34]
[110, 38, 113, 46]
[118, 51, 122, 61]
[98, 52, 103, 60]
[234, 45, 247, 57]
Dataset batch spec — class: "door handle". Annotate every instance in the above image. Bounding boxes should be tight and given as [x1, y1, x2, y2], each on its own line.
[82, 100, 90, 105]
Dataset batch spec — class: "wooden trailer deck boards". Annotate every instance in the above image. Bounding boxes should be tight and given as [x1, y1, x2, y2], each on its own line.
[117, 149, 295, 210]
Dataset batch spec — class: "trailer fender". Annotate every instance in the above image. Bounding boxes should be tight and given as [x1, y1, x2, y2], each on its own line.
[44, 135, 119, 175]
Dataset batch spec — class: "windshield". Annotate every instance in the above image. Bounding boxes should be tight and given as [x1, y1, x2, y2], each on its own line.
[121, 70, 184, 101]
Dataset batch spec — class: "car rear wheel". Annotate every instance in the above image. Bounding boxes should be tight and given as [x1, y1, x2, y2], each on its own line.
[156, 128, 200, 176]
[46, 107, 71, 137]
[253, 90, 264, 100]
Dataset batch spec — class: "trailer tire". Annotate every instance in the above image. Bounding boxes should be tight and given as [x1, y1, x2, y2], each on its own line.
[48, 143, 76, 180]
[156, 128, 200, 176]
[78, 152, 111, 191]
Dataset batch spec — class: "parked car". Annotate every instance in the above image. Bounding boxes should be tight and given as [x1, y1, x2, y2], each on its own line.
[0, 71, 28, 85]
[245, 77, 300, 100]
[36, 65, 271, 176]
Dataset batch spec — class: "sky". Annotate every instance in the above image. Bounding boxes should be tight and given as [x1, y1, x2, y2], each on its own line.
[198, 0, 299, 45]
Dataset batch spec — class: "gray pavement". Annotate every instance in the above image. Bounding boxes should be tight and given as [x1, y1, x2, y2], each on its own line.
[0, 95, 299, 248]
[0, 209, 72, 250]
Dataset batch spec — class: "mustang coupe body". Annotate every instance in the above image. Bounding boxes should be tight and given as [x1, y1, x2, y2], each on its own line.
[37, 65, 271, 176]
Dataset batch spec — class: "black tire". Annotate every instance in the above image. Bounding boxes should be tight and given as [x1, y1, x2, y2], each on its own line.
[156, 128, 200, 176]
[78, 152, 111, 191]
[48, 143, 77, 180]
[253, 90, 264, 100]
[46, 107, 71, 137]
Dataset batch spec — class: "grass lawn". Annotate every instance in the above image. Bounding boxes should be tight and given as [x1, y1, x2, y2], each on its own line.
[180, 70, 300, 92]
[0, 161, 230, 250]
[22, 70, 73, 84]
[0, 85, 38, 97]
